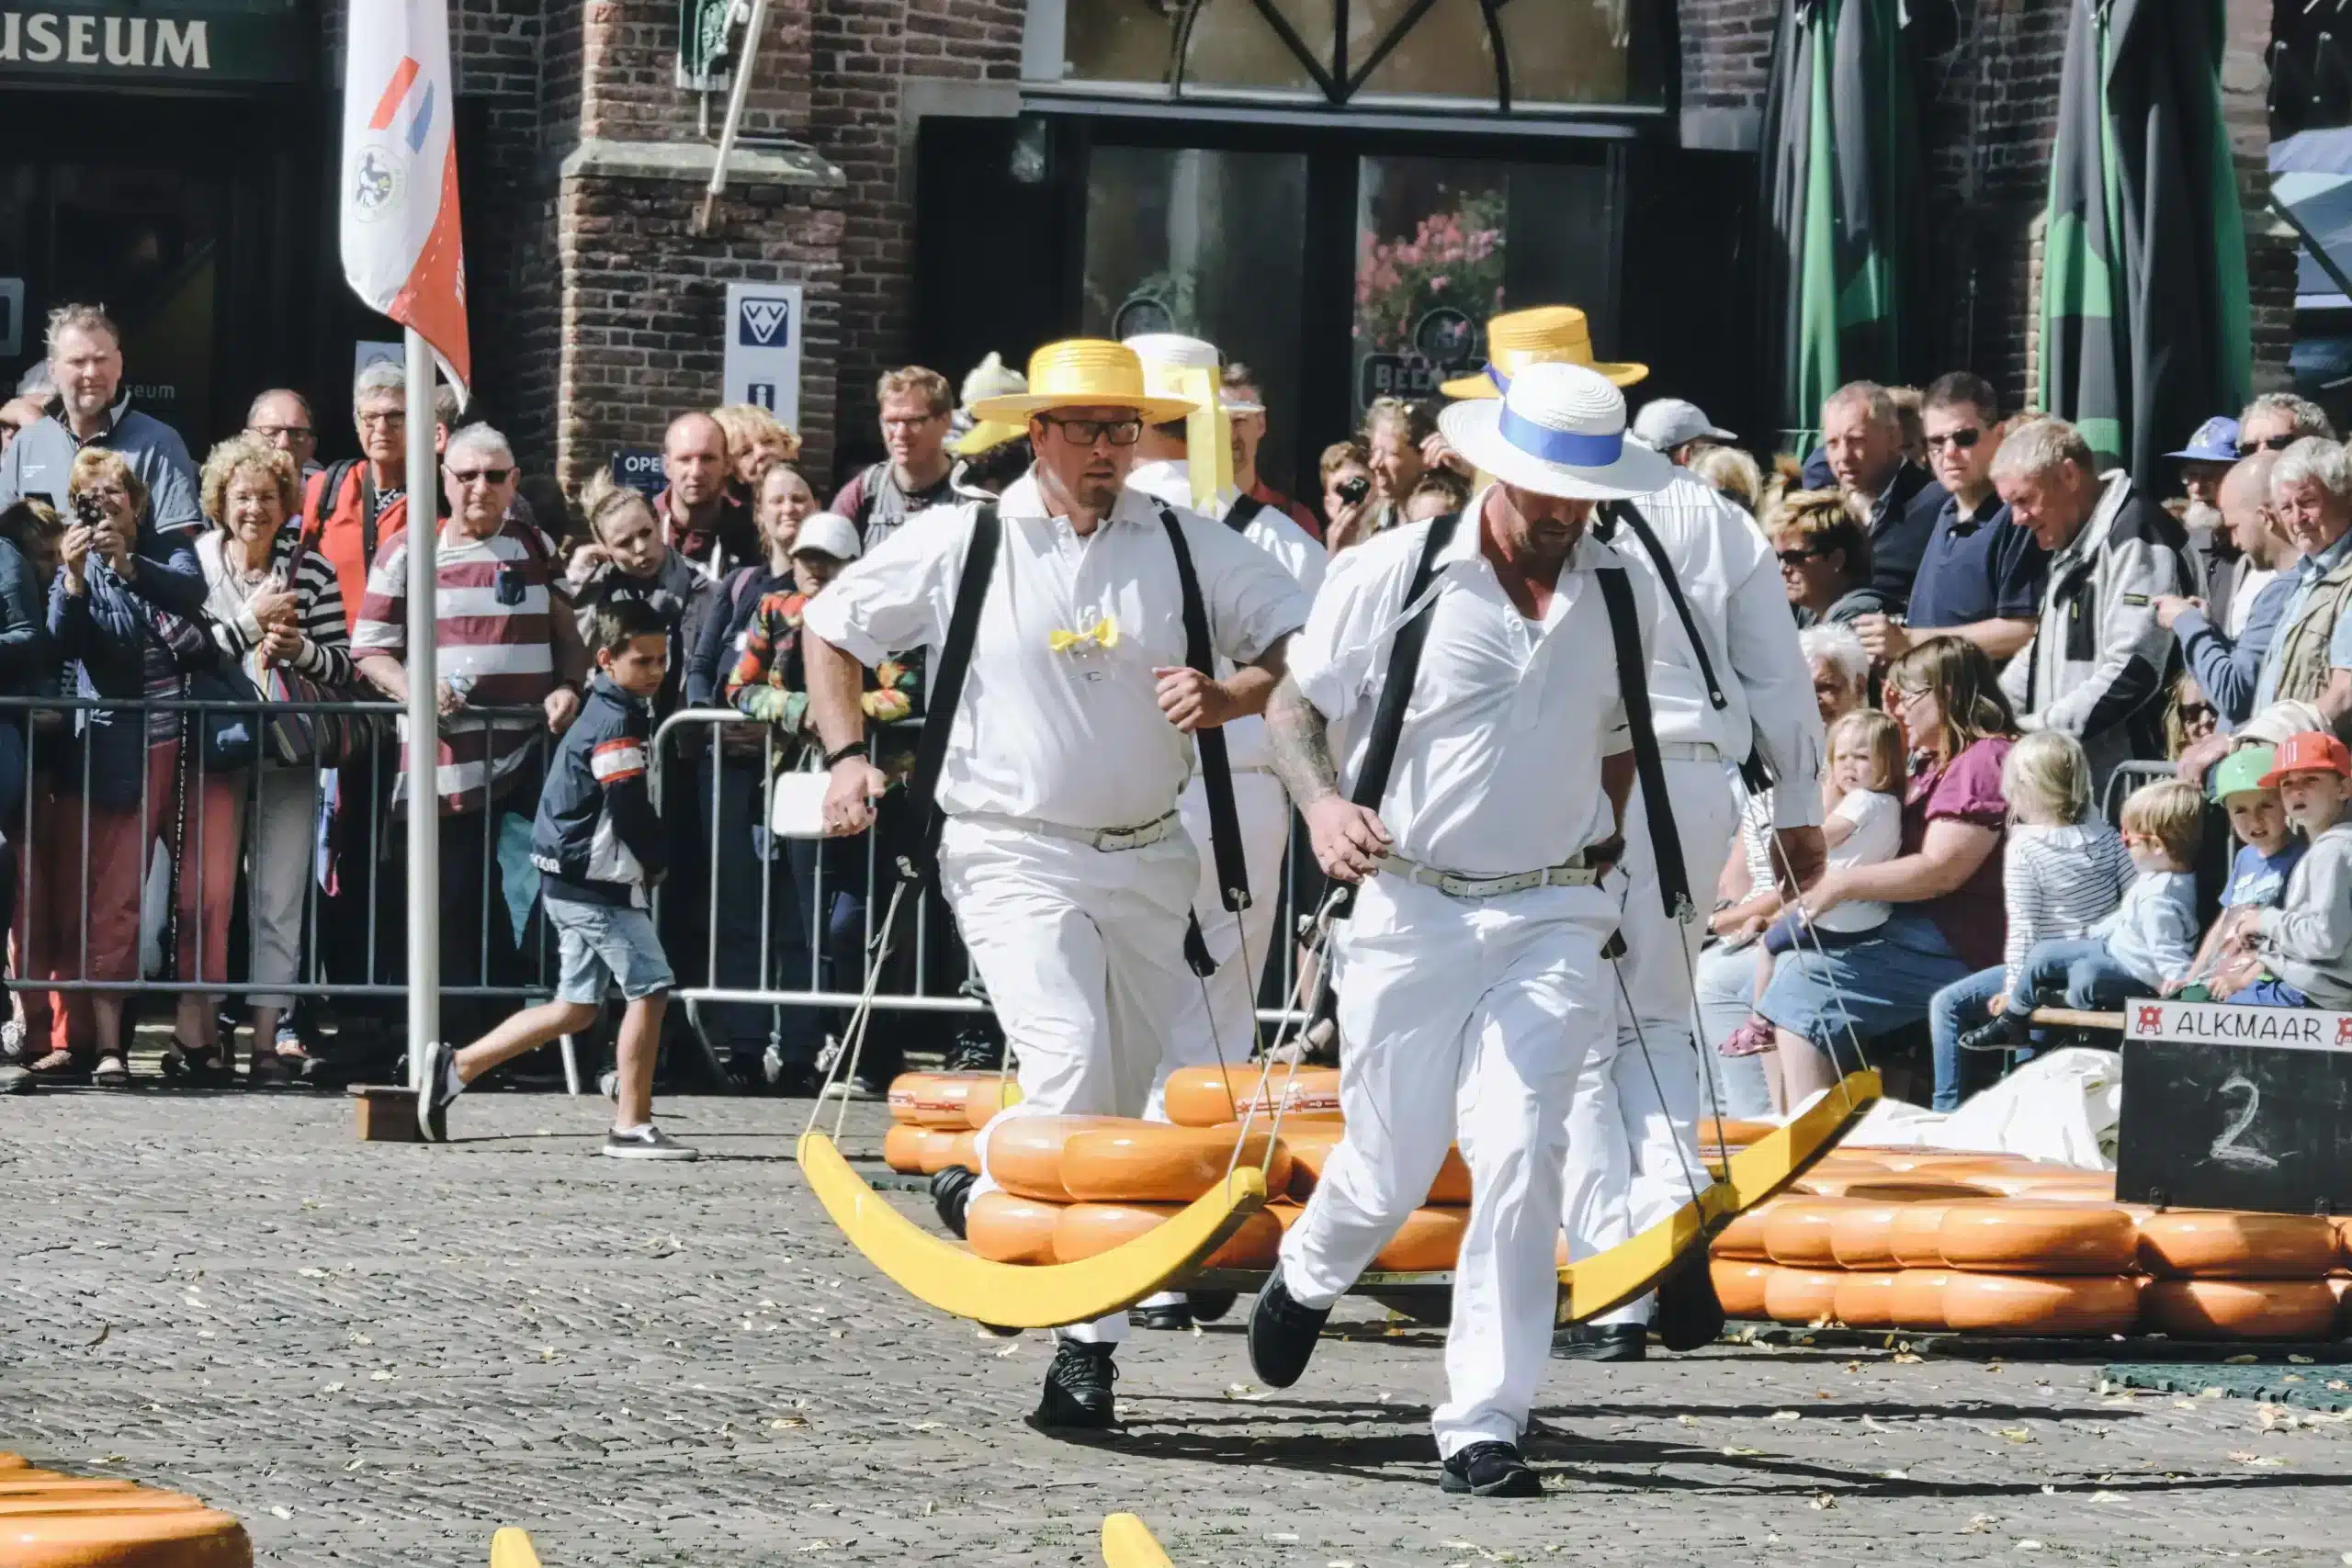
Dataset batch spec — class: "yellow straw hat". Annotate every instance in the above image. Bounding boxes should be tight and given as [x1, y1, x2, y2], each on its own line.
[951, 351, 1029, 456]
[1439, 306, 1648, 400]
[968, 339, 1200, 425]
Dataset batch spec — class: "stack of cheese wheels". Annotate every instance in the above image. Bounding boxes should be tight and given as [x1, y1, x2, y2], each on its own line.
[958, 1114, 1301, 1270]
[1278, 1122, 1471, 1270]
[1711, 1145, 2350, 1340]
[1162, 1066, 1343, 1128]
[0, 1452, 254, 1566]
[881, 1071, 1023, 1173]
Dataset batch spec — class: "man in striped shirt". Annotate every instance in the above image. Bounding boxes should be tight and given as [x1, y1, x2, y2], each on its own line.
[354, 423, 590, 1037]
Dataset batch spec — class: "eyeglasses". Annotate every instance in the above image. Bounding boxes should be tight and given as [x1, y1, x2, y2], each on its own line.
[882, 412, 945, 432]
[1775, 546, 1826, 567]
[251, 423, 314, 441]
[1886, 685, 1928, 709]
[2177, 702, 2216, 724]
[1037, 415, 1143, 447]
[75, 485, 129, 503]
[1925, 428, 1983, 451]
[447, 466, 514, 487]
[357, 411, 406, 429]
[2239, 433, 2299, 456]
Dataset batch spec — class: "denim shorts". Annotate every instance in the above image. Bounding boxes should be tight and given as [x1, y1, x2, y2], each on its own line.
[546, 897, 674, 1004]
[1756, 907, 1971, 1049]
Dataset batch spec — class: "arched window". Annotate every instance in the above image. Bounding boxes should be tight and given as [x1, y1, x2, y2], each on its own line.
[1026, 0, 1668, 112]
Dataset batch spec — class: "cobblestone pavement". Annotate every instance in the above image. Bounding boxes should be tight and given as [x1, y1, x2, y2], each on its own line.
[6, 1087, 2352, 1566]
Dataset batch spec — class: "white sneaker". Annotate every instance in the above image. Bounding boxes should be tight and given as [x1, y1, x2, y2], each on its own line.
[603, 1123, 698, 1161]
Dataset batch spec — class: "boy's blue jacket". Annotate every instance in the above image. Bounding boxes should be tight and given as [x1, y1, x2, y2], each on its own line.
[531, 673, 667, 907]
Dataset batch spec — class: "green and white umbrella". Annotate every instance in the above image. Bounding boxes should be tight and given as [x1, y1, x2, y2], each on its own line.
[1758, 0, 1926, 452]
[2040, 0, 2250, 476]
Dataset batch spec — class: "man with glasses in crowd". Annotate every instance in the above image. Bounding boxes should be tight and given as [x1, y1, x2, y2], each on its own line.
[832, 367, 958, 548]
[1853, 372, 2044, 666]
[2236, 392, 2335, 459]
[245, 389, 320, 477]
[801, 338, 1307, 1433]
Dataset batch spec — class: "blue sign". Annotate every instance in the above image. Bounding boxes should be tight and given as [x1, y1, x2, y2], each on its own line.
[609, 447, 664, 496]
[737, 294, 793, 347]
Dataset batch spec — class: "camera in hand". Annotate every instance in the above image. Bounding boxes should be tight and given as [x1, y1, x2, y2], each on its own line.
[70, 491, 106, 528]
[1337, 475, 1371, 506]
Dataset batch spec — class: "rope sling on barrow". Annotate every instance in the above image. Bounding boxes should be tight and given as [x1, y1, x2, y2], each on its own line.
[796, 503, 1272, 1329]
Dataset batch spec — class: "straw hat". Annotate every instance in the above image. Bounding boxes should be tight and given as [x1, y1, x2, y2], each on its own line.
[968, 339, 1199, 424]
[1125, 333, 1232, 507]
[1440, 306, 1648, 400]
[952, 351, 1029, 457]
[1436, 361, 1672, 502]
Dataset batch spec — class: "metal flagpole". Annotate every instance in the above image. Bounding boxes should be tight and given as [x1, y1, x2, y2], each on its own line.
[403, 327, 439, 1088]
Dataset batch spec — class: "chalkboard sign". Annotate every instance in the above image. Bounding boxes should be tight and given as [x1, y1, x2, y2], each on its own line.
[2115, 1000, 2352, 1214]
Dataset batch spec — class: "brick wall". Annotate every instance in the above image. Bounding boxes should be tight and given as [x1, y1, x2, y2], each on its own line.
[1679, 0, 1777, 113]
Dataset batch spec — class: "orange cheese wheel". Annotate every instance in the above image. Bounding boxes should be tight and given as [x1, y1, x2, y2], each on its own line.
[887, 1071, 933, 1125]
[1059, 1123, 1295, 1203]
[982, 1115, 1132, 1202]
[914, 1128, 964, 1175]
[1712, 1204, 1774, 1260]
[2333, 1215, 2352, 1265]
[1283, 1124, 1469, 1204]
[1833, 1270, 1903, 1329]
[1962, 1164, 2110, 1199]
[961, 1077, 1023, 1130]
[882, 1122, 933, 1174]
[1052, 1202, 1283, 1269]
[944, 1131, 979, 1172]
[1713, 1259, 1774, 1319]
[1940, 1272, 2141, 1335]
[1936, 1201, 2138, 1274]
[1889, 1203, 1956, 1268]
[1161, 1066, 1343, 1128]
[1374, 1207, 1467, 1272]
[0, 1506, 251, 1566]
[1763, 1266, 1841, 1325]
[1699, 1116, 1777, 1147]
[1797, 1170, 1997, 1199]
[911, 1072, 992, 1129]
[2142, 1278, 2340, 1340]
[966, 1191, 1063, 1265]
[2137, 1211, 2339, 1279]
[1889, 1269, 1954, 1329]
[1828, 1200, 1911, 1269]
[1763, 1197, 1857, 1267]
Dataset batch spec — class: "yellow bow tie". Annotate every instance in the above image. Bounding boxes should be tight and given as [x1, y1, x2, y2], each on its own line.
[1048, 615, 1120, 654]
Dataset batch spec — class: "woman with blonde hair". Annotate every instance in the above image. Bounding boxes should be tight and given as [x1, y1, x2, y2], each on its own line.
[710, 403, 801, 496]
[1769, 488, 1887, 626]
[1754, 635, 2018, 1101]
[187, 433, 357, 1082]
[1690, 444, 1764, 514]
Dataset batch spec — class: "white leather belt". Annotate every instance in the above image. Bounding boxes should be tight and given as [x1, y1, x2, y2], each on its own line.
[1378, 852, 1600, 898]
[1657, 742, 1720, 761]
[963, 809, 1182, 853]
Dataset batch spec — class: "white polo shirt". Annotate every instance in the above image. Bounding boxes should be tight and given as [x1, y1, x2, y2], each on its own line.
[1128, 457, 1328, 771]
[1288, 491, 1652, 879]
[1609, 468, 1826, 829]
[801, 471, 1310, 832]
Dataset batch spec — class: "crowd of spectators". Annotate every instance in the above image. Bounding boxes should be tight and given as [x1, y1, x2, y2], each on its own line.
[4, 296, 2351, 1116]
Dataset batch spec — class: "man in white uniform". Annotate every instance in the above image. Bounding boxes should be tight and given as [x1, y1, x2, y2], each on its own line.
[801, 339, 1308, 1430]
[1118, 334, 1328, 1331]
[1249, 363, 1664, 1497]
[1556, 398, 1828, 1359]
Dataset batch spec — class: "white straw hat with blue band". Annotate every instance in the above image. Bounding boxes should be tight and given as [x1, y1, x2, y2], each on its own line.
[1435, 360, 1673, 502]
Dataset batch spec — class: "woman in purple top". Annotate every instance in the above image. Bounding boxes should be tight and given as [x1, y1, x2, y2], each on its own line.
[1757, 636, 2018, 1105]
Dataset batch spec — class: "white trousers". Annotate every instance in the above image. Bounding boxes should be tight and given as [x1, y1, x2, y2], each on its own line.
[943, 815, 1201, 1347]
[1560, 759, 1740, 1325]
[1275, 874, 1615, 1457]
[1166, 771, 1293, 1105]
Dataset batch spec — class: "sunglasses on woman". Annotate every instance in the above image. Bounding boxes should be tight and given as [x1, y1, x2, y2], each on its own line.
[1775, 546, 1826, 567]
[2238, 434, 2299, 457]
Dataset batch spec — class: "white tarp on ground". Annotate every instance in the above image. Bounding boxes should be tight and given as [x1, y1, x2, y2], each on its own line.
[1838, 1048, 2122, 1170]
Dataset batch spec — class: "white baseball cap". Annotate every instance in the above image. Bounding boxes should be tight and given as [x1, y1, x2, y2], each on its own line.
[1630, 397, 1737, 452]
[791, 512, 863, 563]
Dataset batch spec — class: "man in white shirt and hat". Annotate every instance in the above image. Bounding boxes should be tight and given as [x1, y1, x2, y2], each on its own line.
[1118, 332, 1328, 1331]
[800, 338, 1310, 1431]
[1248, 361, 1668, 1497]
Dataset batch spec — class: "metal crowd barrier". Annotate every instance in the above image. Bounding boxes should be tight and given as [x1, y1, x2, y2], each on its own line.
[0, 694, 557, 1011]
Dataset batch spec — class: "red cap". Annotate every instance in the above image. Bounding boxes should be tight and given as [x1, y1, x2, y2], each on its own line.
[2259, 730, 2352, 787]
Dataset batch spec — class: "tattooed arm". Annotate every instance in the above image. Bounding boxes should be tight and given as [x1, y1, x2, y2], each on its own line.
[1268, 671, 1392, 883]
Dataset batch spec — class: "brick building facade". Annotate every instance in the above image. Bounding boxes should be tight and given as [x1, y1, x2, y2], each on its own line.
[0, 0, 2295, 506]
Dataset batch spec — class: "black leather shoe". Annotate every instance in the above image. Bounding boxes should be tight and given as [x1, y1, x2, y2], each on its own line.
[1959, 1014, 2026, 1053]
[1031, 1341, 1119, 1429]
[1247, 1273, 1330, 1388]
[930, 1165, 978, 1239]
[1128, 1301, 1193, 1331]
[1188, 1290, 1238, 1323]
[1441, 1440, 1542, 1497]
[1550, 1322, 1646, 1361]
[1654, 1254, 1726, 1353]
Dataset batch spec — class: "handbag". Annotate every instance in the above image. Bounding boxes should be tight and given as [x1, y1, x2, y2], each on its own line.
[766, 760, 831, 840]
[253, 531, 380, 768]
[184, 667, 263, 773]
